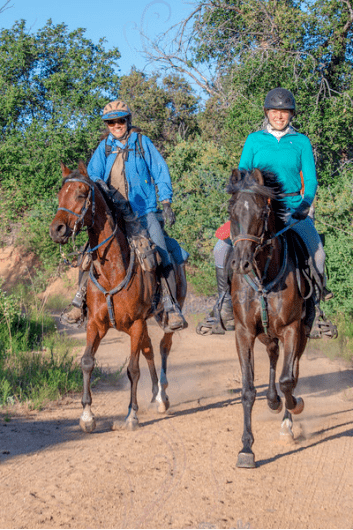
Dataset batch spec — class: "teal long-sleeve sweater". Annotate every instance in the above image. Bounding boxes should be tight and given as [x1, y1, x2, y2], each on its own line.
[238, 129, 317, 210]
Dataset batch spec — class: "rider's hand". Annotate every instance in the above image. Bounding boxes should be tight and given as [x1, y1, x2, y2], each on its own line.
[162, 202, 176, 227]
[292, 200, 311, 221]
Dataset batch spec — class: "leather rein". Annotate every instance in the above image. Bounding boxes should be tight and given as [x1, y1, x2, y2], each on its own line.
[57, 177, 135, 328]
[230, 188, 298, 334]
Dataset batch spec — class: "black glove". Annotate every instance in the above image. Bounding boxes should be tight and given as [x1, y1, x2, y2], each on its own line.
[162, 202, 176, 227]
[292, 200, 311, 221]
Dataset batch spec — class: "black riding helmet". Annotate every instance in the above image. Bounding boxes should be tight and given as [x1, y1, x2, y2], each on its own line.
[264, 88, 296, 111]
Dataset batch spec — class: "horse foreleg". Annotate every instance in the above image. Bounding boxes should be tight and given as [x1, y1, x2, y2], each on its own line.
[125, 320, 144, 430]
[266, 338, 283, 413]
[140, 322, 159, 404]
[279, 324, 306, 415]
[236, 332, 256, 468]
[80, 325, 103, 433]
[156, 331, 173, 413]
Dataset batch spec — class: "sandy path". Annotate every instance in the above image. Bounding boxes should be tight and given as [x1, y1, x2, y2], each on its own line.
[1, 317, 353, 529]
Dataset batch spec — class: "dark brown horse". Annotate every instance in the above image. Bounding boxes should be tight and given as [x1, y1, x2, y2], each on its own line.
[49, 162, 187, 432]
[227, 168, 307, 468]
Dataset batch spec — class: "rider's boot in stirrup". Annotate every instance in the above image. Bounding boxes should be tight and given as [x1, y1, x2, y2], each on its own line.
[196, 266, 234, 335]
[305, 284, 337, 339]
[161, 264, 187, 332]
[61, 270, 89, 327]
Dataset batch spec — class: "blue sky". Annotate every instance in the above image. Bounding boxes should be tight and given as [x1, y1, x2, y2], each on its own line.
[0, 0, 195, 77]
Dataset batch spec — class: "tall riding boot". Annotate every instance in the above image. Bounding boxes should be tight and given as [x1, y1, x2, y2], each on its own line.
[61, 270, 89, 326]
[196, 266, 234, 335]
[161, 264, 187, 332]
[215, 266, 235, 331]
[305, 283, 337, 339]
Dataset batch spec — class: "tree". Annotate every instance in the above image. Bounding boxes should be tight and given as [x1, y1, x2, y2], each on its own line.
[118, 68, 200, 151]
[0, 20, 121, 212]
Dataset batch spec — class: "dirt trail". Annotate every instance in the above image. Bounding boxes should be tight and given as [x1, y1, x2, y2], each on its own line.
[1, 312, 353, 529]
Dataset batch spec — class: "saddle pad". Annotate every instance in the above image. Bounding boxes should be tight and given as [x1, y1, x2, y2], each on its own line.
[215, 220, 231, 240]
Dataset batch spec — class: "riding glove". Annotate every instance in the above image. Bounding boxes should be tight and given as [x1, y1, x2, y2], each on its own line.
[292, 200, 311, 221]
[162, 202, 176, 227]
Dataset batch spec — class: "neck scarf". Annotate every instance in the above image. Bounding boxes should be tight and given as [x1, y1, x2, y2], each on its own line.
[266, 123, 293, 140]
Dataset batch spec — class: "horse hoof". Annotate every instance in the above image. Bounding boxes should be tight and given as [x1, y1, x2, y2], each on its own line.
[291, 397, 304, 415]
[157, 398, 170, 414]
[280, 418, 294, 439]
[79, 416, 96, 433]
[236, 452, 256, 468]
[268, 397, 283, 414]
[125, 419, 139, 431]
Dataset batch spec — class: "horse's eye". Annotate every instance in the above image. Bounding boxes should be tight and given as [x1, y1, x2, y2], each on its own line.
[77, 194, 87, 201]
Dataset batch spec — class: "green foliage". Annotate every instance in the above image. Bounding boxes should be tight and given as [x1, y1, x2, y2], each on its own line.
[316, 168, 353, 318]
[0, 20, 120, 213]
[119, 68, 200, 151]
[0, 287, 83, 408]
[166, 137, 232, 278]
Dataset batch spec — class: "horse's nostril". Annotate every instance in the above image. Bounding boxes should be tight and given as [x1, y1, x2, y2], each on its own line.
[57, 224, 67, 237]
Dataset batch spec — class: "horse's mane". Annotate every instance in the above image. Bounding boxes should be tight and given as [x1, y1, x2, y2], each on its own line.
[227, 168, 288, 229]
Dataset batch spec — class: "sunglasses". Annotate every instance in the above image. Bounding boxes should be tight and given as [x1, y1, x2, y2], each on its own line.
[106, 118, 127, 126]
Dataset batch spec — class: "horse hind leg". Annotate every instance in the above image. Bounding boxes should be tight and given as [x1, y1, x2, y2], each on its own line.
[279, 329, 305, 417]
[265, 338, 283, 414]
[155, 331, 173, 413]
[139, 323, 159, 406]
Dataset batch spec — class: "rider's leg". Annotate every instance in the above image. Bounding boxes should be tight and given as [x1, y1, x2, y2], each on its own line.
[196, 239, 234, 334]
[141, 212, 187, 331]
[291, 217, 337, 339]
[214, 239, 235, 330]
[62, 269, 89, 325]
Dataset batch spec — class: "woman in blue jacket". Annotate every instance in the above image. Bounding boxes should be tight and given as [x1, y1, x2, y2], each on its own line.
[64, 100, 187, 332]
[200, 88, 336, 339]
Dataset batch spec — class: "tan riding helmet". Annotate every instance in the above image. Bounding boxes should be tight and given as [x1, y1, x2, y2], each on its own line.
[102, 100, 131, 121]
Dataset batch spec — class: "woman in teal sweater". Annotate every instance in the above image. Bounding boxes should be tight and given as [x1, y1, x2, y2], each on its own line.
[203, 88, 336, 339]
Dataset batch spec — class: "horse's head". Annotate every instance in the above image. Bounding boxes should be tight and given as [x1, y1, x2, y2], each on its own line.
[227, 168, 279, 275]
[49, 161, 96, 244]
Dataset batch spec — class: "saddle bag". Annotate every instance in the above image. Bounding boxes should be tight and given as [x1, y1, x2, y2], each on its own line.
[130, 235, 160, 272]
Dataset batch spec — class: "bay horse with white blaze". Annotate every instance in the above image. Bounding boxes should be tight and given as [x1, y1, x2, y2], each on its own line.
[49, 162, 187, 432]
[227, 168, 307, 468]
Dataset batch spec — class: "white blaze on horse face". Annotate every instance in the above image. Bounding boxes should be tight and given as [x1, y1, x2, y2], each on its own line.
[244, 200, 249, 211]
[66, 184, 71, 194]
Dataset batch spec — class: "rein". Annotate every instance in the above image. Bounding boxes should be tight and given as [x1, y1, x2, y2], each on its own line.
[230, 187, 299, 334]
[58, 176, 135, 328]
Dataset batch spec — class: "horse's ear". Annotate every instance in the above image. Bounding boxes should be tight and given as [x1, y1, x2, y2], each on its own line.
[252, 168, 264, 186]
[60, 162, 71, 178]
[78, 160, 88, 177]
[227, 168, 242, 194]
[230, 169, 242, 184]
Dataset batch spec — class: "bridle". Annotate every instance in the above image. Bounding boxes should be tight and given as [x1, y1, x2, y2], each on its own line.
[56, 174, 135, 329]
[230, 189, 273, 254]
[57, 177, 116, 265]
[230, 187, 298, 334]
[58, 177, 96, 235]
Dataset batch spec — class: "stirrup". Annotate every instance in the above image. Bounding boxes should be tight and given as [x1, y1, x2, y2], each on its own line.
[60, 304, 86, 329]
[165, 308, 188, 332]
[322, 287, 334, 301]
[307, 314, 338, 339]
[196, 314, 225, 335]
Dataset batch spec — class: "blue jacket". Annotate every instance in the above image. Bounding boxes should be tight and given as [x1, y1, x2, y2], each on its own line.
[239, 129, 317, 210]
[87, 132, 173, 218]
